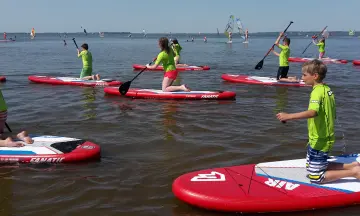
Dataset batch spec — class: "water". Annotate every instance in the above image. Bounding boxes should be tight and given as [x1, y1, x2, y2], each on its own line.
[0, 33, 360, 215]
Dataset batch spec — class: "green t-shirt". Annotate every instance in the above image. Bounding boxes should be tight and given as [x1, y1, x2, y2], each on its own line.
[0, 91, 7, 112]
[78, 50, 92, 68]
[155, 50, 176, 72]
[307, 84, 335, 152]
[317, 42, 325, 53]
[278, 44, 290, 67]
[172, 44, 182, 56]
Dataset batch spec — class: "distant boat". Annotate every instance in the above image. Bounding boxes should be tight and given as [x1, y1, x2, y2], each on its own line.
[99, 32, 104, 38]
[142, 29, 147, 37]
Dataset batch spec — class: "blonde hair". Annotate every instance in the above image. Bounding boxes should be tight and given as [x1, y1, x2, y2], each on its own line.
[302, 59, 327, 81]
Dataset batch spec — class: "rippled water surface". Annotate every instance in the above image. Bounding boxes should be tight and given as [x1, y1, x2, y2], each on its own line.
[0, 33, 360, 215]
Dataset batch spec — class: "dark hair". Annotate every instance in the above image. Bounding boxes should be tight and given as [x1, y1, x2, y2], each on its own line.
[159, 37, 170, 54]
[320, 38, 326, 46]
[302, 59, 327, 81]
[283, 37, 290, 45]
[172, 38, 179, 44]
[81, 43, 88, 50]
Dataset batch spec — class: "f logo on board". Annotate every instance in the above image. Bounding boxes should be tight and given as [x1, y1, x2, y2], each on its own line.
[191, 171, 226, 182]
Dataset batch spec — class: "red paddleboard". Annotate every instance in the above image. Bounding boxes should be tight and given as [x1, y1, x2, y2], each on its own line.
[28, 76, 121, 87]
[0, 135, 100, 164]
[173, 154, 360, 213]
[133, 64, 210, 71]
[289, 57, 348, 64]
[0, 76, 6, 82]
[104, 87, 236, 100]
[221, 74, 310, 87]
[353, 60, 360, 65]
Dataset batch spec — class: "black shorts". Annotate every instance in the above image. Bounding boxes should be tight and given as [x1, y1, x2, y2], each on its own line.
[277, 66, 289, 80]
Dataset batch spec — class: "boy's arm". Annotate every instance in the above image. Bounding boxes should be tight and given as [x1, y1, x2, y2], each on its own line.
[77, 49, 81, 57]
[272, 50, 280, 56]
[277, 110, 317, 122]
[274, 32, 284, 47]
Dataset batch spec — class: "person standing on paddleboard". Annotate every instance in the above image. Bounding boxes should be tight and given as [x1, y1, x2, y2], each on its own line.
[3, 32, 6, 40]
[277, 59, 360, 184]
[146, 37, 190, 92]
[171, 39, 188, 67]
[228, 31, 232, 42]
[271, 32, 299, 82]
[313, 38, 326, 59]
[77, 43, 100, 80]
[0, 91, 33, 147]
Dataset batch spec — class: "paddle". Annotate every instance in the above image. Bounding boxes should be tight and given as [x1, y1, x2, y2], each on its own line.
[5, 122, 12, 132]
[255, 21, 294, 70]
[72, 38, 79, 49]
[118, 59, 156, 95]
[301, 26, 328, 55]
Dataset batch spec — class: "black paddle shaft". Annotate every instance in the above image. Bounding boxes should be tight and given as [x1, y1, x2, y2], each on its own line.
[255, 21, 294, 70]
[72, 38, 79, 49]
[5, 122, 11, 132]
[118, 60, 155, 95]
[261, 21, 294, 60]
[301, 26, 328, 55]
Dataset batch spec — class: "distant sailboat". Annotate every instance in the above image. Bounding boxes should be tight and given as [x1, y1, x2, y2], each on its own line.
[224, 15, 235, 43]
[236, 18, 246, 41]
[99, 32, 104, 38]
[30, 28, 35, 39]
[142, 29, 147, 37]
[217, 28, 219, 35]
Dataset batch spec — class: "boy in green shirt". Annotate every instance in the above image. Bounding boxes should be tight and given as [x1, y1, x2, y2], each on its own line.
[171, 39, 188, 67]
[0, 91, 33, 147]
[276, 59, 360, 184]
[77, 43, 100, 80]
[272, 32, 299, 82]
[312, 38, 326, 59]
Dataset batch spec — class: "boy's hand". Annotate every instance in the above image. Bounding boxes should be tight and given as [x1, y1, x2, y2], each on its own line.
[276, 112, 291, 121]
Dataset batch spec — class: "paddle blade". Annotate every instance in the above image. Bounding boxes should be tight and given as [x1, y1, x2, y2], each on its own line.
[119, 81, 131, 95]
[254, 60, 264, 70]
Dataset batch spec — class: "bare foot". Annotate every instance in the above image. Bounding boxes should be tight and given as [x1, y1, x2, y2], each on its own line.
[181, 84, 191, 92]
[96, 74, 100, 80]
[5, 137, 24, 147]
[17, 131, 33, 144]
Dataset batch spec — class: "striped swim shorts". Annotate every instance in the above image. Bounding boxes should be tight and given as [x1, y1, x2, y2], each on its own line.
[306, 144, 329, 184]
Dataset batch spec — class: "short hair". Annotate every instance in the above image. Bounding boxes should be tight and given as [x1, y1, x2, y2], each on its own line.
[283, 37, 290, 45]
[81, 43, 88, 50]
[302, 59, 327, 81]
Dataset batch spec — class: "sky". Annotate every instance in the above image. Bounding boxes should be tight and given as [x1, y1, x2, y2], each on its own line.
[0, 0, 359, 33]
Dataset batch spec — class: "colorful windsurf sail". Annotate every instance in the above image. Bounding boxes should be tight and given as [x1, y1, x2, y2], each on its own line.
[224, 15, 235, 38]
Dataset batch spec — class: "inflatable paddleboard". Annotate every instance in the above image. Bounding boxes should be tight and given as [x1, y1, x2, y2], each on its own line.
[289, 57, 348, 64]
[132, 64, 210, 71]
[221, 74, 309, 87]
[0, 135, 100, 164]
[104, 87, 236, 100]
[29, 76, 121, 87]
[173, 153, 360, 213]
[0, 76, 6, 82]
[353, 60, 360, 65]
